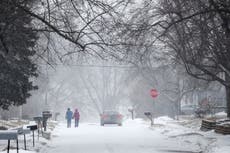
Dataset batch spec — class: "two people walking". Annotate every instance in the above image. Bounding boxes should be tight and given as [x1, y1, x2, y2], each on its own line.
[65, 108, 80, 128]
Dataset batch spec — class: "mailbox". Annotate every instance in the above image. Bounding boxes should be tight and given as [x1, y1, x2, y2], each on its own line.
[27, 125, 38, 147]
[42, 111, 52, 119]
[0, 130, 18, 140]
[144, 112, 152, 116]
[128, 108, 134, 120]
[0, 130, 18, 153]
[33, 116, 43, 129]
[144, 112, 153, 126]
[42, 111, 52, 131]
[27, 125, 38, 131]
[33, 116, 43, 122]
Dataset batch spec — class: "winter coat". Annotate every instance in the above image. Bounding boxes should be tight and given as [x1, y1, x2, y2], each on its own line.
[73, 110, 80, 120]
[66, 110, 73, 120]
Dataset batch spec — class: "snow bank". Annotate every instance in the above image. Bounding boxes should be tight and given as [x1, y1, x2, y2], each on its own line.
[0, 150, 36, 153]
[213, 143, 230, 153]
[155, 116, 174, 124]
[215, 111, 227, 117]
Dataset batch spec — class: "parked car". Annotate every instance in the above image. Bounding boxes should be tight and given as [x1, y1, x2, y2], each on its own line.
[181, 105, 198, 115]
[100, 110, 123, 126]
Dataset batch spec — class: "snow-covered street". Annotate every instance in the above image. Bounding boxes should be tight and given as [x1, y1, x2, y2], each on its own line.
[46, 120, 171, 153]
[1, 117, 230, 153]
[42, 118, 225, 153]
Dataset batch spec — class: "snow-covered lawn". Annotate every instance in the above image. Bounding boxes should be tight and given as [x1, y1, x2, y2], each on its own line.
[0, 150, 36, 153]
[0, 120, 51, 153]
[153, 116, 230, 153]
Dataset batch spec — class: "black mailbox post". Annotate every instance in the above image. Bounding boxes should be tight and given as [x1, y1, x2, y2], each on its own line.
[144, 112, 154, 126]
[42, 111, 52, 131]
[27, 125, 38, 147]
[33, 116, 43, 139]
[0, 130, 18, 153]
[128, 108, 134, 120]
[33, 116, 43, 127]
[13, 127, 30, 150]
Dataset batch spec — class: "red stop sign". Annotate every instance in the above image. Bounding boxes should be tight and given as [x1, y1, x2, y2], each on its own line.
[150, 89, 158, 98]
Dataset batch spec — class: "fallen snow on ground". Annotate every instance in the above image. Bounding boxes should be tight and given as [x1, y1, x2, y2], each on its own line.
[0, 150, 36, 153]
[43, 117, 220, 153]
[2, 116, 230, 153]
[153, 116, 230, 153]
[0, 120, 54, 153]
[215, 111, 227, 117]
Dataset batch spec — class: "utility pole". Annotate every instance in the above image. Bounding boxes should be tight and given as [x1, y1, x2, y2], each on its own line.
[45, 64, 49, 110]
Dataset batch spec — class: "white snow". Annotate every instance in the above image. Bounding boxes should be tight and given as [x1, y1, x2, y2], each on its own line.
[215, 111, 227, 117]
[43, 117, 214, 153]
[0, 150, 36, 153]
[2, 117, 230, 153]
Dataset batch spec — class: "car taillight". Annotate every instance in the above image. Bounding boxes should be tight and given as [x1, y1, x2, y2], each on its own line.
[117, 114, 123, 118]
[102, 115, 108, 119]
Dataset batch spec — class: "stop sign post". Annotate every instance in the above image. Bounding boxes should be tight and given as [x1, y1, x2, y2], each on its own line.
[149, 88, 158, 126]
[150, 89, 158, 98]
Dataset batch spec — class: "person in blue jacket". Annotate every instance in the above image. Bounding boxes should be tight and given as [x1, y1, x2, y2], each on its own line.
[65, 108, 73, 128]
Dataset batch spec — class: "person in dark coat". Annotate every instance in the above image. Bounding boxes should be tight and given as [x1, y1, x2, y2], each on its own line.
[65, 108, 73, 128]
[73, 108, 80, 127]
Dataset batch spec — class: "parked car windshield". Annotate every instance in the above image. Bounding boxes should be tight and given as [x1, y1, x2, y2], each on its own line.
[103, 111, 119, 115]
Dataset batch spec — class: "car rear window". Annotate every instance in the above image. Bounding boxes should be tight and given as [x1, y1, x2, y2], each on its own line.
[103, 111, 118, 115]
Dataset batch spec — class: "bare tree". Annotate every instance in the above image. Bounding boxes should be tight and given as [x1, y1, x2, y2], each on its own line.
[115, 0, 230, 117]
[156, 0, 230, 116]
[11, 0, 131, 60]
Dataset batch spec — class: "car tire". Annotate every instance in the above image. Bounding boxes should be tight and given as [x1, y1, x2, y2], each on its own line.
[101, 123, 104, 126]
[118, 123, 122, 126]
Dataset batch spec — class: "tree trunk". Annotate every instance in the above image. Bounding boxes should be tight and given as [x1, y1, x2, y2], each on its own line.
[226, 73, 230, 118]
[226, 86, 230, 118]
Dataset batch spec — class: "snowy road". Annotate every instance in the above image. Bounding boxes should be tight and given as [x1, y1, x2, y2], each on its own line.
[44, 119, 207, 153]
